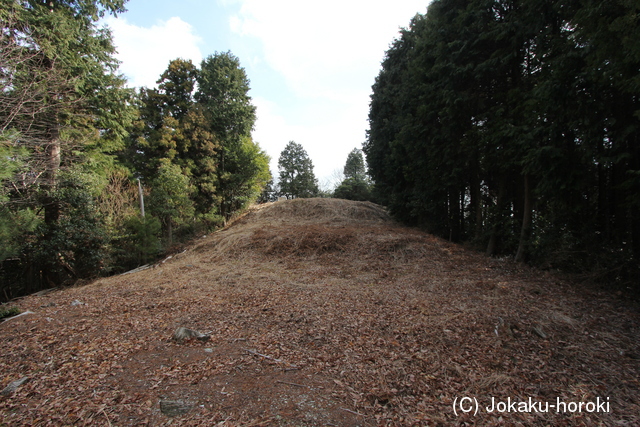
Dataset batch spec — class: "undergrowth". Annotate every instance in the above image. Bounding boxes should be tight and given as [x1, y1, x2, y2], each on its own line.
[0, 306, 20, 320]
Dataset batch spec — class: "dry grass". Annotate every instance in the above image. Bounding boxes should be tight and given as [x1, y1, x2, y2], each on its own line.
[1, 198, 639, 426]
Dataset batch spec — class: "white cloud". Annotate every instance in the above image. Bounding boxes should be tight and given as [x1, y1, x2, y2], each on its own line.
[252, 95, 368, 187]
[251, 96, 315, 179]
[230, 0, 427, 184]
[102, 1, 428, 187]
[104, 16, 203, 88]
[229, 0, 426, 101]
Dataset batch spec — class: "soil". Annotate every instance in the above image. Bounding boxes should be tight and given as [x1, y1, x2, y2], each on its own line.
[1, 198, 639, 426]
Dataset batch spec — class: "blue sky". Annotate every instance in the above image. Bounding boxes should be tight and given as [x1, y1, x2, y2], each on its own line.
[104, 0, 429, 188]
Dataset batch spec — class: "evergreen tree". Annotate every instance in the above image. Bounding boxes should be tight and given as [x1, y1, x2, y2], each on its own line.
[365, 0, 640, 286]
[216, 135, 271, 217]
[1, 0, 132, 222]
[124, 59, 200, 182]
[0, 143, 37, 263]
[334, 148, 372, 201]
[343, 148, 368, 181]
[195, 52, 258, 218]
[148, 159, 195, 245]
[364, 17, 421, 219]
[259, 178, 277, 203]
[0, 0, 133, 294]
[124, 53, 268, 233]
[278, 141, 319, 199]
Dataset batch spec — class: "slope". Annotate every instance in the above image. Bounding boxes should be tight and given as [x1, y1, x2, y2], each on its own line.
[1, 198, 639, 426]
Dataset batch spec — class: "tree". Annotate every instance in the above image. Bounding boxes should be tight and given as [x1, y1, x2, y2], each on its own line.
[0, 0, 133, 293]
[216, 135, 271, 217]
[334, 148, 372, 201]
[157, 58, 198, 122]
[122, 58, 218, 235]
[0, 142, 37, 263]
[195, 52, 258, 218]
[124, 59, 200, 182]
[363, 17, 420, 219]
[28, 173, 110, 286]
[259, 178, 277, 203]
[148, 160, 195, 245]
[196, 52, 256, 140]
[365, 0, 640, 287]
[343, 148, 368, 181]
[123, 53, 268, 229]
[1, 0, 131, 221]
[278, 141, 319, 199]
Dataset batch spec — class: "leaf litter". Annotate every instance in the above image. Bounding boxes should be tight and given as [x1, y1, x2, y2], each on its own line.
[1, 198, 639, 426]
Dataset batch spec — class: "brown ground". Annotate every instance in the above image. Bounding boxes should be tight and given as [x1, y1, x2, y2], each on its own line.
[1, 198, 639, 426]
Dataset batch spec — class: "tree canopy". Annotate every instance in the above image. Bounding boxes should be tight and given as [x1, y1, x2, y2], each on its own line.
[1, 0, 134, 291]
[334, 148, 372, 201]
[278, 141, 319, 199]
[123, 54, 270, 222]
[0, 5, 271, 299]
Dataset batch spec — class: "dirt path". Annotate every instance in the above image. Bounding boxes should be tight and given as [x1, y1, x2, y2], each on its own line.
[1, 198, 639, 426]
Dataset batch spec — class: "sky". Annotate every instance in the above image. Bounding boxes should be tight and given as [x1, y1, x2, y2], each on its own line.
[103, 0, 429, 189]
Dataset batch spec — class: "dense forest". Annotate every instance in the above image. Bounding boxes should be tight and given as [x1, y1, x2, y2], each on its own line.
[2, 0, 638, 301]
[0, 0, 270, 300]
[365, 0, 640, 288]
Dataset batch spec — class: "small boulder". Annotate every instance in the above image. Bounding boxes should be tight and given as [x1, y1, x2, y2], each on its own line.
[1, 376, 29, 396]
[172, 327, 210, 342]
[160, 399, 194, 417]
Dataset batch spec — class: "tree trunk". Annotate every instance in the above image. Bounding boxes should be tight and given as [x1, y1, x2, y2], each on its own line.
[470, 172, 483, 240]
[596, 138, 610, 241]
[628, 129, 640, 256]
[449, 189, 461, 242]
[138, 178, 145, 217]
[515, 174, 533, 263]
[486, 177, 507, 256]
[42, 126, 61, 289]
[43, 128, 61, 225]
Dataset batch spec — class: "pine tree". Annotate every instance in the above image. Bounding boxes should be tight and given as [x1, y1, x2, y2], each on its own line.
[343, 148, 367, 181]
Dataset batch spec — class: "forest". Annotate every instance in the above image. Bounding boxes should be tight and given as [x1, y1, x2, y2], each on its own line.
[2, 0, 639, 302]
[0, 0, 272, 300]
[365, 0, 640, 289]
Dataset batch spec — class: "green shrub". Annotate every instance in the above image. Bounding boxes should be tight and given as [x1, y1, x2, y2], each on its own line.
[0, 306, 20, 320]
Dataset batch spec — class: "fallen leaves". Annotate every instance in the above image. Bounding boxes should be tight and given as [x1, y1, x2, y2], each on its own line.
[1, 199, 639, 426]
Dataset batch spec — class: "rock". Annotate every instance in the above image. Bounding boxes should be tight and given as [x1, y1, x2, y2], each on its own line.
[34, 288, 57, 297]
[532, 325, 548, 339]
[173, 327, 210, 342]
[159, 399, 194, 417]
[1, 376, 29, 396]
[119, 264, 151, 276]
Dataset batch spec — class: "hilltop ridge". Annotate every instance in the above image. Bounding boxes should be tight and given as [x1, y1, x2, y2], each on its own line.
[1, 198, 639, 426]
